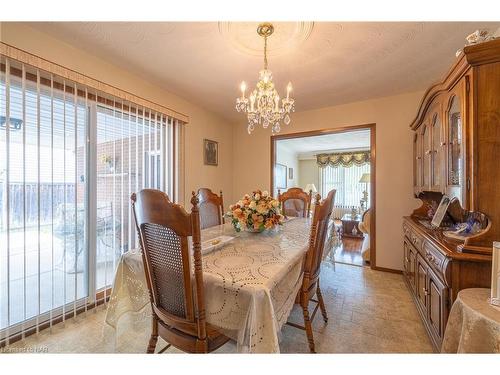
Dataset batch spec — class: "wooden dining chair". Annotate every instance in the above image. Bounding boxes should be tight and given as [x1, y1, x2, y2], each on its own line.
[195, 188, 224, 229]
[287, 189, 336, 353]
[131, 189, 230, 353]
[278, 187, 313, 218]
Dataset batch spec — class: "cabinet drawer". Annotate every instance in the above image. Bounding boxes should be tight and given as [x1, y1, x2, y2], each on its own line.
[409, 229, 423, 251]
[403, 221, 411, 239]
[403, 221, 424, 251]
[423, 240, 446, 277]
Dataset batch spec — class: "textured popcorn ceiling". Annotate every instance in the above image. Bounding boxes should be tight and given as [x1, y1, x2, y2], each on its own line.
[277, 129, 371, 156]
[28, 22, 500, 122]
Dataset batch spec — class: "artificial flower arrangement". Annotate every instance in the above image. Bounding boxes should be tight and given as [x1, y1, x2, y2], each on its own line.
[229, 190, 284, 233]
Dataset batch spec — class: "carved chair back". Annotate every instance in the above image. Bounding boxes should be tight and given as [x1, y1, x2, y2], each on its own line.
[196, 188, 224, 229]
[303, 189, 336, 292]
[131, 189, 207, 341]
[278, 187, 312, 218]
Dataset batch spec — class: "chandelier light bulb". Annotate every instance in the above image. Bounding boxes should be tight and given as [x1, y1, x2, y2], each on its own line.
[286, 82, 293, 98]
[240, 81, 247, 97]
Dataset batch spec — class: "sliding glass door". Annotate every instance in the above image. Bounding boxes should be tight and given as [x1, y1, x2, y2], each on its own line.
[0, 57, 179, 344]
[0, 63, 88, 339]
[94, 105, 170, 292]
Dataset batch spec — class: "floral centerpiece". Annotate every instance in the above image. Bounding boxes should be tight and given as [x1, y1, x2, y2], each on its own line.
[229, 190, 284, 233]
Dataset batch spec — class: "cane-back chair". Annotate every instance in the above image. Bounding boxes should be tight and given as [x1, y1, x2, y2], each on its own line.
[287, 189, 336, 353]
[278, 187, 313, 218]
[131, 189, 229, 353]
[195, 188, 224, 230]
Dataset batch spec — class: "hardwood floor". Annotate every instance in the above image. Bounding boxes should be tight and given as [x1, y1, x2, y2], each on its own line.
[333, 237, 365, 266]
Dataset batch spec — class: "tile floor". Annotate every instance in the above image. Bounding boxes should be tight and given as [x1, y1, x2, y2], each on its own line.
[1, 262, 433, 354]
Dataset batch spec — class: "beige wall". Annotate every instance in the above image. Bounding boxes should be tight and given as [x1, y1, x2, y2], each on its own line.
[232, 92, 423, 270]
[298, 159, 319, 193]
[0, 22, 234, 207]
[275, 143, 300, 197]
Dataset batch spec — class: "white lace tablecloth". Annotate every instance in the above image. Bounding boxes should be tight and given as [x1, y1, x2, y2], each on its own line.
[104, 218, 311, 353]
[441, 288, 500, 353]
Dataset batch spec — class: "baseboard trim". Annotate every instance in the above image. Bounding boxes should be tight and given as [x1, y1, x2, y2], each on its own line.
[372, 266, 403, 274]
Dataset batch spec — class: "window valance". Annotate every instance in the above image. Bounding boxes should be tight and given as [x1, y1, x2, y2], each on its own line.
[0, 42, 189, 124]
[316, 150, 370, 168]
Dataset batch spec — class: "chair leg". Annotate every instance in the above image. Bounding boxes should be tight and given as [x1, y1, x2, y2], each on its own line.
[316, 284, 328, 323]
[147, 316, 159, 354]
[301, 303, 316, 353]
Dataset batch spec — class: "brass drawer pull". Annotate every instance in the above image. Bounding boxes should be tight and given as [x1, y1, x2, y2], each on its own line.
[423, 288, 429, 296]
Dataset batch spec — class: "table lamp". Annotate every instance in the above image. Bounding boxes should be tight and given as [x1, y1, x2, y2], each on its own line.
[305, 183, 318, 212]
[305, 183, 317, 195]
[359, 173, 370, 211]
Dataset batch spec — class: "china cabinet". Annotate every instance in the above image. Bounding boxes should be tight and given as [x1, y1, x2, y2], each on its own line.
[403, 39, 500, 352]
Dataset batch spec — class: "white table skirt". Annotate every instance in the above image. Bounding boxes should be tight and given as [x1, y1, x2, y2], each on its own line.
[104, 218, 311, 353]
[441, 288, 500, 353]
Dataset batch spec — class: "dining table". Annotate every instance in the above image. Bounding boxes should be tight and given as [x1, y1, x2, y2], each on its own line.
[103, 217, 312, 353]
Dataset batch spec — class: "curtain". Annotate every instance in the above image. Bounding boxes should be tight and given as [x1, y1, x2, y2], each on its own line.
[0, 43, 189, 123]
[319, 163, 371, 207]
[316, 150, 370, 168]
[0, 54, 182, 345]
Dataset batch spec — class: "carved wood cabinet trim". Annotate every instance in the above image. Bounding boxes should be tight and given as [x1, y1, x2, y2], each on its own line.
[402, 217, 490, 351]
[402, 38, 500, 353]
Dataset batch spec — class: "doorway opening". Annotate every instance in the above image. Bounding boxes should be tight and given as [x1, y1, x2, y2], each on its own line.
[271, 124, 375, 268]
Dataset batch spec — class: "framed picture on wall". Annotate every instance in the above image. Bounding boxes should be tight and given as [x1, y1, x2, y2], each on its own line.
[275, 163, 287, 189]
[289, 167, 294, 179]
[204, 139, 218, 166]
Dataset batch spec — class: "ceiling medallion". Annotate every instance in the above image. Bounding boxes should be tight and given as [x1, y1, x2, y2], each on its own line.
[218, 21, 314, 57]
[235, 23, 295, 134]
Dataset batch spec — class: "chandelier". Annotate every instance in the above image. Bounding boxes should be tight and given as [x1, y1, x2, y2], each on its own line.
[235, 23, 295, 134]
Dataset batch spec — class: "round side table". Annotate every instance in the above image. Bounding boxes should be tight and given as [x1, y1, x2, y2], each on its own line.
[441, 288, 500, 353]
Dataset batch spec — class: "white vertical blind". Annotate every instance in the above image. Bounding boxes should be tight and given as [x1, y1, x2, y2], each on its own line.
[0, 56, 182, 345]
[319, 163, 371, 207]
[4, 58, 11, 343]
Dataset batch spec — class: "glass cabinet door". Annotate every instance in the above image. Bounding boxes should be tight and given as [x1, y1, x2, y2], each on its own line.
[422, 124, 431, 189]
[413, 133, 419, 192]
[431, 113, 442, 190]
[448, 95, 462, 187]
